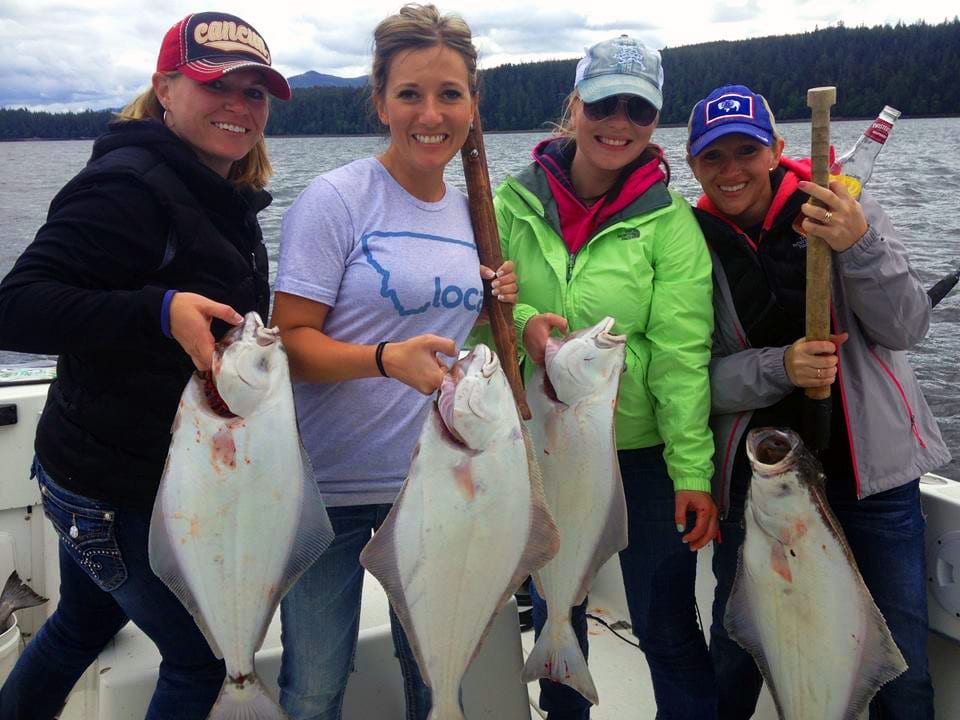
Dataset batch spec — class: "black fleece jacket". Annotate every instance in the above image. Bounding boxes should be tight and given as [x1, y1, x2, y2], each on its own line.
[0, 119, 271, 510]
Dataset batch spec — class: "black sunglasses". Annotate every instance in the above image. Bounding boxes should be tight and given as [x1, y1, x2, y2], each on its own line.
[581, 95, 659, 127]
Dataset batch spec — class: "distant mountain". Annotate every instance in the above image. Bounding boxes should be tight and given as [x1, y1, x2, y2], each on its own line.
[287, 71, 366, 89]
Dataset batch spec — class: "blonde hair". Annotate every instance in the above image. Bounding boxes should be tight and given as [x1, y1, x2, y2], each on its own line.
[116, 75, 273, 191]
[370, 4, 478, 102]
[553, 89, 580, 140]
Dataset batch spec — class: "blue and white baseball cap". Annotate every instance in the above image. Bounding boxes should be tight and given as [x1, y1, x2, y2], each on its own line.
[687, 84, 778, 156]
[575, 35, 664, 110]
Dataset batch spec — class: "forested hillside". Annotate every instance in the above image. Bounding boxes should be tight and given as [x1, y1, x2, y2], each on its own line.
[2, 19, 957, 139]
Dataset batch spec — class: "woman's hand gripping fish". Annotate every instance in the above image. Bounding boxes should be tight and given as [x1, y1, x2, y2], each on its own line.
[360, 344, 559, 720]
[149, 311, 334, 719]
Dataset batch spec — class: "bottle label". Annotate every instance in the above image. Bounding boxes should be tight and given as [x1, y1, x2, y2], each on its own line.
[864, 118, 893, 144]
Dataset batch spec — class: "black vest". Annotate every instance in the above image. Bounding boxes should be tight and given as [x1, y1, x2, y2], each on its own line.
[36, 145, 270, 510]
[697, 173, 853, 495]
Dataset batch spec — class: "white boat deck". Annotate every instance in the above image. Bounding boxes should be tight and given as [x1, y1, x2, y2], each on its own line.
[519, 548, 781, 720]
[1, 378, 959, 719]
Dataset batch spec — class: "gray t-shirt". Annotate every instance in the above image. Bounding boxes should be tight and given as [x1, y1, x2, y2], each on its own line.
[276, 157, 482, 506]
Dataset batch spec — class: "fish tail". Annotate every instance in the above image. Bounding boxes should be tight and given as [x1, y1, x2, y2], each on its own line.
[208, 673, 286, 720]
[522, 618, 598, 705]
[0, 571, 47, 629]
[426, 698, 466, 720]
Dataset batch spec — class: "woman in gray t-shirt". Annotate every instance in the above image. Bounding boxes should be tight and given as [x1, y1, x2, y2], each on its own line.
[271, 6, 516, 720]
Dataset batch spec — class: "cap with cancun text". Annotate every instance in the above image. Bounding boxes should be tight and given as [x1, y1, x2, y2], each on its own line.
[157, 12, 291, 100]
[574, 35, 664, 110]
[688, 84, 776, 156]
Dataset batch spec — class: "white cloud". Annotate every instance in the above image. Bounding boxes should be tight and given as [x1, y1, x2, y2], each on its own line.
[0, 0, 955, 110]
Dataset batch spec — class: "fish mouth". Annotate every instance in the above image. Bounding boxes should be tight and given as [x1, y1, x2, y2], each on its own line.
[746, 428, 800, 475]
[591, 317, 627, 349]
[436, 345, 499, 450]
[561, 316, 625, 347]
[462, 344, 498, 379]
[218, 312, 278, 351]
[433, 400, 470, 449]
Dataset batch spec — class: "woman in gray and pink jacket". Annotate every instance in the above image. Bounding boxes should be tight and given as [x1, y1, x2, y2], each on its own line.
[687, 83, 949, 720]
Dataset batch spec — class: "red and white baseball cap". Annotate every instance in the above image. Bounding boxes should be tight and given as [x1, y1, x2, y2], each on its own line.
[157, 12, 291, 100]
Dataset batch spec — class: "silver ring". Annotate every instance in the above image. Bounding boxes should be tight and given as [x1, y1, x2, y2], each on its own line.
[823, 210, 833, 225]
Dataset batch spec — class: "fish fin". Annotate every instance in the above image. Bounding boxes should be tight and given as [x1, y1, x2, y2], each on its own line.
[148, 499, 224, 659]
[208, 672, 285, 719]
[573, 462, 628, 606]
[723, 548, 786, 720]
[500, 425, 559, 606]
[519, 423, 561, 575]
[464, 424, 560, 671]
[808, 483, 908, 717]
[277, 445, 335, 597]
[359, 487, 432, 689]
[522, 617, 598, 705]
[842, 595, 909, 719]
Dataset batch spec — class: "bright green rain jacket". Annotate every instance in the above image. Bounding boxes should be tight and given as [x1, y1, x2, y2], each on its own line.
[474, 162, 715, 493]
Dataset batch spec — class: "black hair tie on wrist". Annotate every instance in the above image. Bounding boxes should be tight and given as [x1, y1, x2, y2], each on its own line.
[375, 341, 390, 378]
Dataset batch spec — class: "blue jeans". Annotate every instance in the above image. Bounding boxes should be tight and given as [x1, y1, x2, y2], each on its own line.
[712, 477, 933, 720]
[0, 460, 224, 720]
[531, 446, 717, 720]
[278, 504, 430, 720]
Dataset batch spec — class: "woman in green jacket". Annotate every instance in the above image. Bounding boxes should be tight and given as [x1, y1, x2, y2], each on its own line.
[490, 35, 718, 719]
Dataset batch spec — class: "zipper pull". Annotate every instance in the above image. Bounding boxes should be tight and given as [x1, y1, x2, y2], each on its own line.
[566, 253, 575, 283]
[69, 514, 79, 539]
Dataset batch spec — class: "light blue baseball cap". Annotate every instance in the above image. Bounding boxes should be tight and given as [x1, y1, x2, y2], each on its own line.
[575, 35, 664, 110]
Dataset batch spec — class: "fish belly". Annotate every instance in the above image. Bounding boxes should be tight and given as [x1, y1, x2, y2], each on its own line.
[154, 385, 306, 672]
[397, 438, 531, 692]
[530, 400, 625, 614]
[730, 499, 902, 720]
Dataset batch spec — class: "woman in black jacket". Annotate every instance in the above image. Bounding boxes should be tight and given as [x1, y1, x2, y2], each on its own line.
[0, 12, 289, 719]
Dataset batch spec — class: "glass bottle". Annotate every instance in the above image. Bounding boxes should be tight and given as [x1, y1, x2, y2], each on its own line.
[829, 105, 901, 199]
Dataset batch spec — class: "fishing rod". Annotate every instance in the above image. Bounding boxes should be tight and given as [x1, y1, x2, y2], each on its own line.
[460, 106, 531, 420]
[928, 267, 960, 308]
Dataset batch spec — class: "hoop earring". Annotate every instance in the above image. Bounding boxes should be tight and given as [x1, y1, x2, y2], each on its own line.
[162, 109, 170, 126]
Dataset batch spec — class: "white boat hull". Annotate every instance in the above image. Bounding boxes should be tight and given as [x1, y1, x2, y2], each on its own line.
[2, 378, 959, 719]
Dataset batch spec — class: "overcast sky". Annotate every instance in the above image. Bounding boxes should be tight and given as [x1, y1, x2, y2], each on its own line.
[1, 0, 955, 111]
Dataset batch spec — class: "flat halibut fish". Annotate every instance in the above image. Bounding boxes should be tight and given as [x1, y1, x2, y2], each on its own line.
[523, 316, 628, 705]
[360, 344, 560, 720]
[149, 312, 334, 720]
[726, 428, 907, 720]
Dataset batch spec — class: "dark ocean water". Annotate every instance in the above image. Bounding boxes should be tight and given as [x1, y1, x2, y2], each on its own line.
[1, 119, 958, 477]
